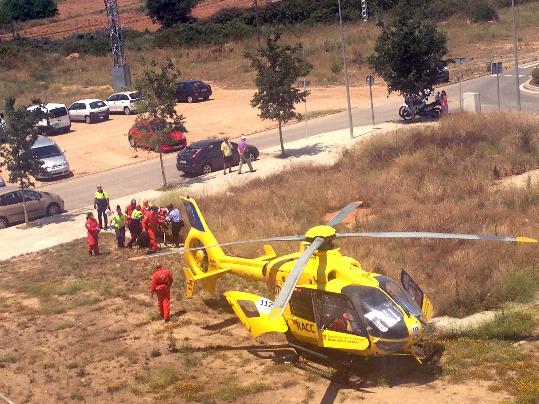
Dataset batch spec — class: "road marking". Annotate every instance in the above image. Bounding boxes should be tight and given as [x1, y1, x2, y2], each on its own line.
[0, 393, 15, 404]
[521, 61, 539, 68]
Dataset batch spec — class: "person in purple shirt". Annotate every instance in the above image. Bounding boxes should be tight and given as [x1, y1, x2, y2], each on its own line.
[238, 135, 256, 174]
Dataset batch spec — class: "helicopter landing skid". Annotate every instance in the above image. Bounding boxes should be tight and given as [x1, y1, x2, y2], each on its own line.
[411, 340, 445, 364]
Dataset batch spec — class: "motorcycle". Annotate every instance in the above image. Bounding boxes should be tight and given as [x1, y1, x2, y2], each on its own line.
[399, 93, 442, 120]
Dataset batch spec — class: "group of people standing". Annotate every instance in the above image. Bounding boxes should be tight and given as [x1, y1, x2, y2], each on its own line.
[85, 185, 184, 256]
[85, 185, 178, 323]
[436, 90, 449, 114]
[220, 135, 256, 175]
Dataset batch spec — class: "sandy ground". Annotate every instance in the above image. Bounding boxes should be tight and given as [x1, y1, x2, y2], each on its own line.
[0, 239, 515, 403]
[36, 84, 393, 179]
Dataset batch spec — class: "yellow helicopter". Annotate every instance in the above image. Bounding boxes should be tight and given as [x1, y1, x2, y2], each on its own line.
[148, 196, 537, 363]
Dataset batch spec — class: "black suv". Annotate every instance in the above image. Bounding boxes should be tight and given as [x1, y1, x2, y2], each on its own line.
[176, 80, 212, 103]
[176, 139, 259, 176]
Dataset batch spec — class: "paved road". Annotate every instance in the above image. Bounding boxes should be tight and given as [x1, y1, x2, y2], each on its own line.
[40, 63, 538, 211]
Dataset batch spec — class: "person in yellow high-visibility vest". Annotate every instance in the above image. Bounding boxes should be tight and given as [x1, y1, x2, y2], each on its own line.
[110, 205, 128, 248]
[94, 185, 110, 229]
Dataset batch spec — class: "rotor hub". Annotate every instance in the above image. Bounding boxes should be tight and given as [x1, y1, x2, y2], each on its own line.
[305, 225, 336, 240]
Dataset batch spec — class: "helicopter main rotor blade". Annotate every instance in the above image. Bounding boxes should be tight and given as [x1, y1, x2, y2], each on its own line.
[335, 231, 537, 243]
[128, 235, 307, 261]
[270, 237, 325, 319]
[326, 202, 361, 228]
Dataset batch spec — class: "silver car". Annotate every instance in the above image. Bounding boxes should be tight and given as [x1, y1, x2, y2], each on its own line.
[106, 91, 144, 115]
[0, 187, 64, 229]
[68, 99, 110, 124]
[32, 135, 71, 179]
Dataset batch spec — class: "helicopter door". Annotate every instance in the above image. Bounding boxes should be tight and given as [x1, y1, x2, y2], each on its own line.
[400, 270, 433, 321]
[286, 288, 319, 344]
[314, 292, 370, 351]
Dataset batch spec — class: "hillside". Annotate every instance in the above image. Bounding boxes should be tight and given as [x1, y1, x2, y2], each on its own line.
[0, 0, 274, 40]
[0, 1, 538, 106]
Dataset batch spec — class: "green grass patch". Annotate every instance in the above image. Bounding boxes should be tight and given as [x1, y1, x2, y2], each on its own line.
[217, 376, 270, 401]
[139, 368, 179, 392]
[442, 337, 539, 402]
[0, 354, 18, 365]
[300, 108, 346, 121]
[51, 318, 75, 331]
[503, 270, 539, 304]
[444, 311, 534, 340]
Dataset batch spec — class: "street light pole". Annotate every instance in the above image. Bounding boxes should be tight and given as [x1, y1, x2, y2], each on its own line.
[512, 0, 522, 111]
[337, 0, 354, 138]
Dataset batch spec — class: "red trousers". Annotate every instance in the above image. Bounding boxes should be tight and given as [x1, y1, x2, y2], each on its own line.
[147, 228, 158, 252]
[156, 288, 170, 321]
[87, 236, 99, 255]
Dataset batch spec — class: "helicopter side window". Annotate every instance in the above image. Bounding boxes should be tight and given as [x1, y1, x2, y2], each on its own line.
[289, 289, 315, 322]
[315, 293, 367, 337]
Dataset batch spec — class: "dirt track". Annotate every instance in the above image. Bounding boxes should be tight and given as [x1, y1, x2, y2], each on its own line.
[43, 84, 393, 179]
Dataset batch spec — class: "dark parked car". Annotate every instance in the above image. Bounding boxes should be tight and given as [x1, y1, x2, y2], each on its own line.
[128, 119, 187, 153]
[176, 80, 212, 103]
[435, 66, 449, 84]
[176, 139, 259, 176]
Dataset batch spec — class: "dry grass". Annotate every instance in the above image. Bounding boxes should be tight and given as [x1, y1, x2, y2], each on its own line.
[161, 112, 539, 317]
[1, 1, 539, 105]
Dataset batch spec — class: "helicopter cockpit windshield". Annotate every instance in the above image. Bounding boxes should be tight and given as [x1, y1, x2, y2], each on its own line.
[375, 276, 422, 319]
[343, 286, 409, 340]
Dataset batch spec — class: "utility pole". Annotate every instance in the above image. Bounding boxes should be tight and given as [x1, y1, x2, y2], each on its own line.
[254, 0, 260, 48]
[512, 0, 522, 111]
[104, 0, 131, 89]
[337, 0, 354, 139]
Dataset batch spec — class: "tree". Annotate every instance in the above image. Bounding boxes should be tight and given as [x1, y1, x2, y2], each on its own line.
[246, 32, 312, 156]
[368, 0, 447, 98]
[3, 0, 58, 22]
[135, 58, 186, 188]
[0, 97, 45, 227]
[146, 0, 197, 28]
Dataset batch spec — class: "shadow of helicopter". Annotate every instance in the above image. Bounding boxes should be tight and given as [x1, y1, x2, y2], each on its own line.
[184, 316, 443, 403]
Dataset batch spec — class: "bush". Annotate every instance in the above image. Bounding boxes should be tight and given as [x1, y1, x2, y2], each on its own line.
[532, 67, 539, 86]
[4, 0, 58, 22]
[146, 0, 197, 28]
[469, 0, 499, 22]
[153, 20, 253, 48]
[206, 0, 396, 26]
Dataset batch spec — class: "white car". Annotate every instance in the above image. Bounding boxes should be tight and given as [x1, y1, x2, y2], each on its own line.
[27, 103, 71, 134]
[68, 99, 110, 124]
[105, 91, 144, 115]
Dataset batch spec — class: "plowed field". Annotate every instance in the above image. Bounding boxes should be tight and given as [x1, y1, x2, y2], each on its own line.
[0, 0, 272, 40]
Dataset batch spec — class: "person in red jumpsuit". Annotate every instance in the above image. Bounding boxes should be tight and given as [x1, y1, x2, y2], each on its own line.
[85, 212, 100, 256]
[150, 264, 173, 322]
[142, 206, 159, 254]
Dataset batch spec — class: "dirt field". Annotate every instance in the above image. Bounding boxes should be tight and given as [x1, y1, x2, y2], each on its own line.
[0, 235, 532, 403]
[38, 84, 393, 179]
[0, 0, 272, 40]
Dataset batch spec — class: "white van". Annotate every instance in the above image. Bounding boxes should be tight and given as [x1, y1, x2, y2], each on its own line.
[27, 103, 71, 135]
